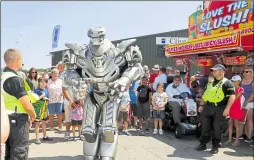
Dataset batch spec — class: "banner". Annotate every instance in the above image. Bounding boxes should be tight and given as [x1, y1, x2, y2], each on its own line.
[224, 56, 246, 65]
[189, 1, 253, 40]
[175, 58, 184, 66]
[165, 32, 240, 56]
[196, 58, 212, 66]
[52, 25, 61, 49]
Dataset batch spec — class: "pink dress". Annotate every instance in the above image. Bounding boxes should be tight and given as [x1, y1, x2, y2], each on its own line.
[229, 87, 244, 120]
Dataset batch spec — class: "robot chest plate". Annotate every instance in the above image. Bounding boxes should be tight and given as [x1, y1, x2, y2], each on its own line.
[82, 52, 126, 83]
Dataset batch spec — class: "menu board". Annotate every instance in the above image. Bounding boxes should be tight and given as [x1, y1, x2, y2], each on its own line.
[224, 56, 246, 65]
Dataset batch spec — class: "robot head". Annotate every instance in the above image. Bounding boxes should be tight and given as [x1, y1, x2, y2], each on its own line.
[87, 27, 107, 46]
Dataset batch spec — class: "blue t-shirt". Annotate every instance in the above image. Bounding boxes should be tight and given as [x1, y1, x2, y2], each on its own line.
[120, 91, 131, 112]
[129, 81, 139, 104]
[34, 88, 49, 98]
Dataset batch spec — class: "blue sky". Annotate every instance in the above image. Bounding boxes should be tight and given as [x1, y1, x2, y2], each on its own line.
[1, 1, 202, 69]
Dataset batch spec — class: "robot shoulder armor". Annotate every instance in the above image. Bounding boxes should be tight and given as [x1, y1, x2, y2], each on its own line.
[117, 39, 136, 53]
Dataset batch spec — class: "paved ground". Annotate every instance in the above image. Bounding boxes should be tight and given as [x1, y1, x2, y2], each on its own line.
[28, 126, 253, 160]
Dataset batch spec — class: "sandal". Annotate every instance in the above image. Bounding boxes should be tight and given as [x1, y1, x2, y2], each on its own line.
[224, 141, 233, 145]
[232, 142, 240, 146]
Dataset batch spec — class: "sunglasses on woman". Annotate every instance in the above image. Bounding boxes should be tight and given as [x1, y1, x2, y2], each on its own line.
[243, 70, 251, 73]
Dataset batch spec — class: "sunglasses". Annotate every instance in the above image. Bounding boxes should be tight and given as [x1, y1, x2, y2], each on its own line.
[32, 72, 37, 73]
[243, 71, 251, 73]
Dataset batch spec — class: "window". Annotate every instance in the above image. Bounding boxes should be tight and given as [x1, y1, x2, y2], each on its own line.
[157, 45, 165, 57]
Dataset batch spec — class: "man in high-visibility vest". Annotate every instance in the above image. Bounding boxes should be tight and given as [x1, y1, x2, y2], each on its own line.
[195, 64, 235, 154]
[2, 49, 37, 160]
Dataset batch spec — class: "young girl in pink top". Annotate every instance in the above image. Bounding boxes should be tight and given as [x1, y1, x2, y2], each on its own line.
[70, 100, 84, 141]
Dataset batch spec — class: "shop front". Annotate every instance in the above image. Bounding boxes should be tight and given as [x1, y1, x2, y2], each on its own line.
[165, 1, 254, 84]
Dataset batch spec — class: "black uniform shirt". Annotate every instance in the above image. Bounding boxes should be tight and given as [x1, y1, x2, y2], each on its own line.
[3, 67, 27, 99]
[212, 78, 235, 106]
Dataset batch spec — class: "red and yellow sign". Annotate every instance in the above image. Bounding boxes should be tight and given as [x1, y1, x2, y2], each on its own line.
[189, 1, 253, 40]
[224, 56, 246, 65]
[196, 58, 213, 66]
[165, 31, 240, 57]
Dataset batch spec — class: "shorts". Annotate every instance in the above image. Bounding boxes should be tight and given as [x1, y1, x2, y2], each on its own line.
[130, 104, 137, 116]
[136, 101, 150, 118]
[246, 102, 254, 109]
[71, 120, 82, 126]
[48, 103, 63, 115]
[64, 103, 72, 123]
[118, 111, 128, 121]
[34, 117, 48, 122]
[153, 110, 165, 119]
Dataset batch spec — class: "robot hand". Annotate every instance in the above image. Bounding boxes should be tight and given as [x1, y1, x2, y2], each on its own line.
[109, 77, 130, 92]
[72, 79, 87, 100]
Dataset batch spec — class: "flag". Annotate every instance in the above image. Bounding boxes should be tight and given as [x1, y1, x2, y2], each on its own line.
[52, 25, 61, 49]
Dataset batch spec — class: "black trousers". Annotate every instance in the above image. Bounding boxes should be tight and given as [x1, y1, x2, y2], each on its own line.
[5, 113, 29, 160]
[199, 103, 225, 147]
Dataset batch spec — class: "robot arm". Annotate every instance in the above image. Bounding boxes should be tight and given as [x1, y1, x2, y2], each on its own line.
[112, 44, 144, 89]
[122, 44, 144, 81]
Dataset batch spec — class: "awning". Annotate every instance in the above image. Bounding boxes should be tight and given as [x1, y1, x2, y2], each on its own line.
[165, 28, 254, 57]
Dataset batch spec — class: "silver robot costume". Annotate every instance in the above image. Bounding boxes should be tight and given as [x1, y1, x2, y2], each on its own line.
[61, 27, 144, 160]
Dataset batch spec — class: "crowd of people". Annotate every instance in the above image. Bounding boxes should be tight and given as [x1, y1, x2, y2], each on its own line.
[1, 49, 253, 160]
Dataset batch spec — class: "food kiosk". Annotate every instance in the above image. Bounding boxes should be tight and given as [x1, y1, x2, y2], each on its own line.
[165, 1, 254, 85]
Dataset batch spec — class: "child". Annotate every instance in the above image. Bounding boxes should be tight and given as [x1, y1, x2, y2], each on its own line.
[225, 75, 244, 146]
[70, 99, 84, 141]
[118, 87, 131, 136]
[33, 78, 53, 144]
[137, 76, 152, 135]
[152, 83, 168, 135]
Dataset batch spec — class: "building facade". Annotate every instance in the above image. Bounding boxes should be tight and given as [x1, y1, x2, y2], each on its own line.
[50, 29, 202, 75]
[112, 29, 201, 75]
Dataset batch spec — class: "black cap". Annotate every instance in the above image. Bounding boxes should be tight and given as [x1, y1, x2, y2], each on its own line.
[210, 64, 226, 71]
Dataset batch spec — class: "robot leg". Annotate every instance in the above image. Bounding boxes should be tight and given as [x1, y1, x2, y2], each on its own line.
[99, 100, 119, 160]
[82, 94, 101, 160]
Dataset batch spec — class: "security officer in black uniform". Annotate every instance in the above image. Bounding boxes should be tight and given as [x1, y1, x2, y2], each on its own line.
[2, 49, 36, 160]
[195, 64, 235, 154]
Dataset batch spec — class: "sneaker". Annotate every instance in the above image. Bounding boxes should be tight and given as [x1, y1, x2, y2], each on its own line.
[145, 128, 150, 133]
[159, 129, 163, 135]
[153, 129, 158, 135]
[35, 139, 41, 144]
[195, 143, 206, 151]
[79, 135, 85, 141]
[210, 147, 219, 154]
[245, 138, 253, 143]
[49, 128, 54, 131]
[42, 136, 53, 141]
[139, 129, 145, 136]
[122, 130, 132, 136]
[57, 127, 63, 131]
[250, 142, 254, 147]
[234, 134, 246, 140]
[64, 132, 70, 139]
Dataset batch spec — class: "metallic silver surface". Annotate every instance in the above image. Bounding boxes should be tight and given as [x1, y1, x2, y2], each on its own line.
[62, 27, 144, 160]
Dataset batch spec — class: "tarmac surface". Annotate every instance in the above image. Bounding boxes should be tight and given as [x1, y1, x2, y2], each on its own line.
[28, 126, 254, 160]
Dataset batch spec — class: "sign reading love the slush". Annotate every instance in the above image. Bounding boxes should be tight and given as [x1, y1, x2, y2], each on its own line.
[189, 1, 253, 40]
[165, 32, 240, 56]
